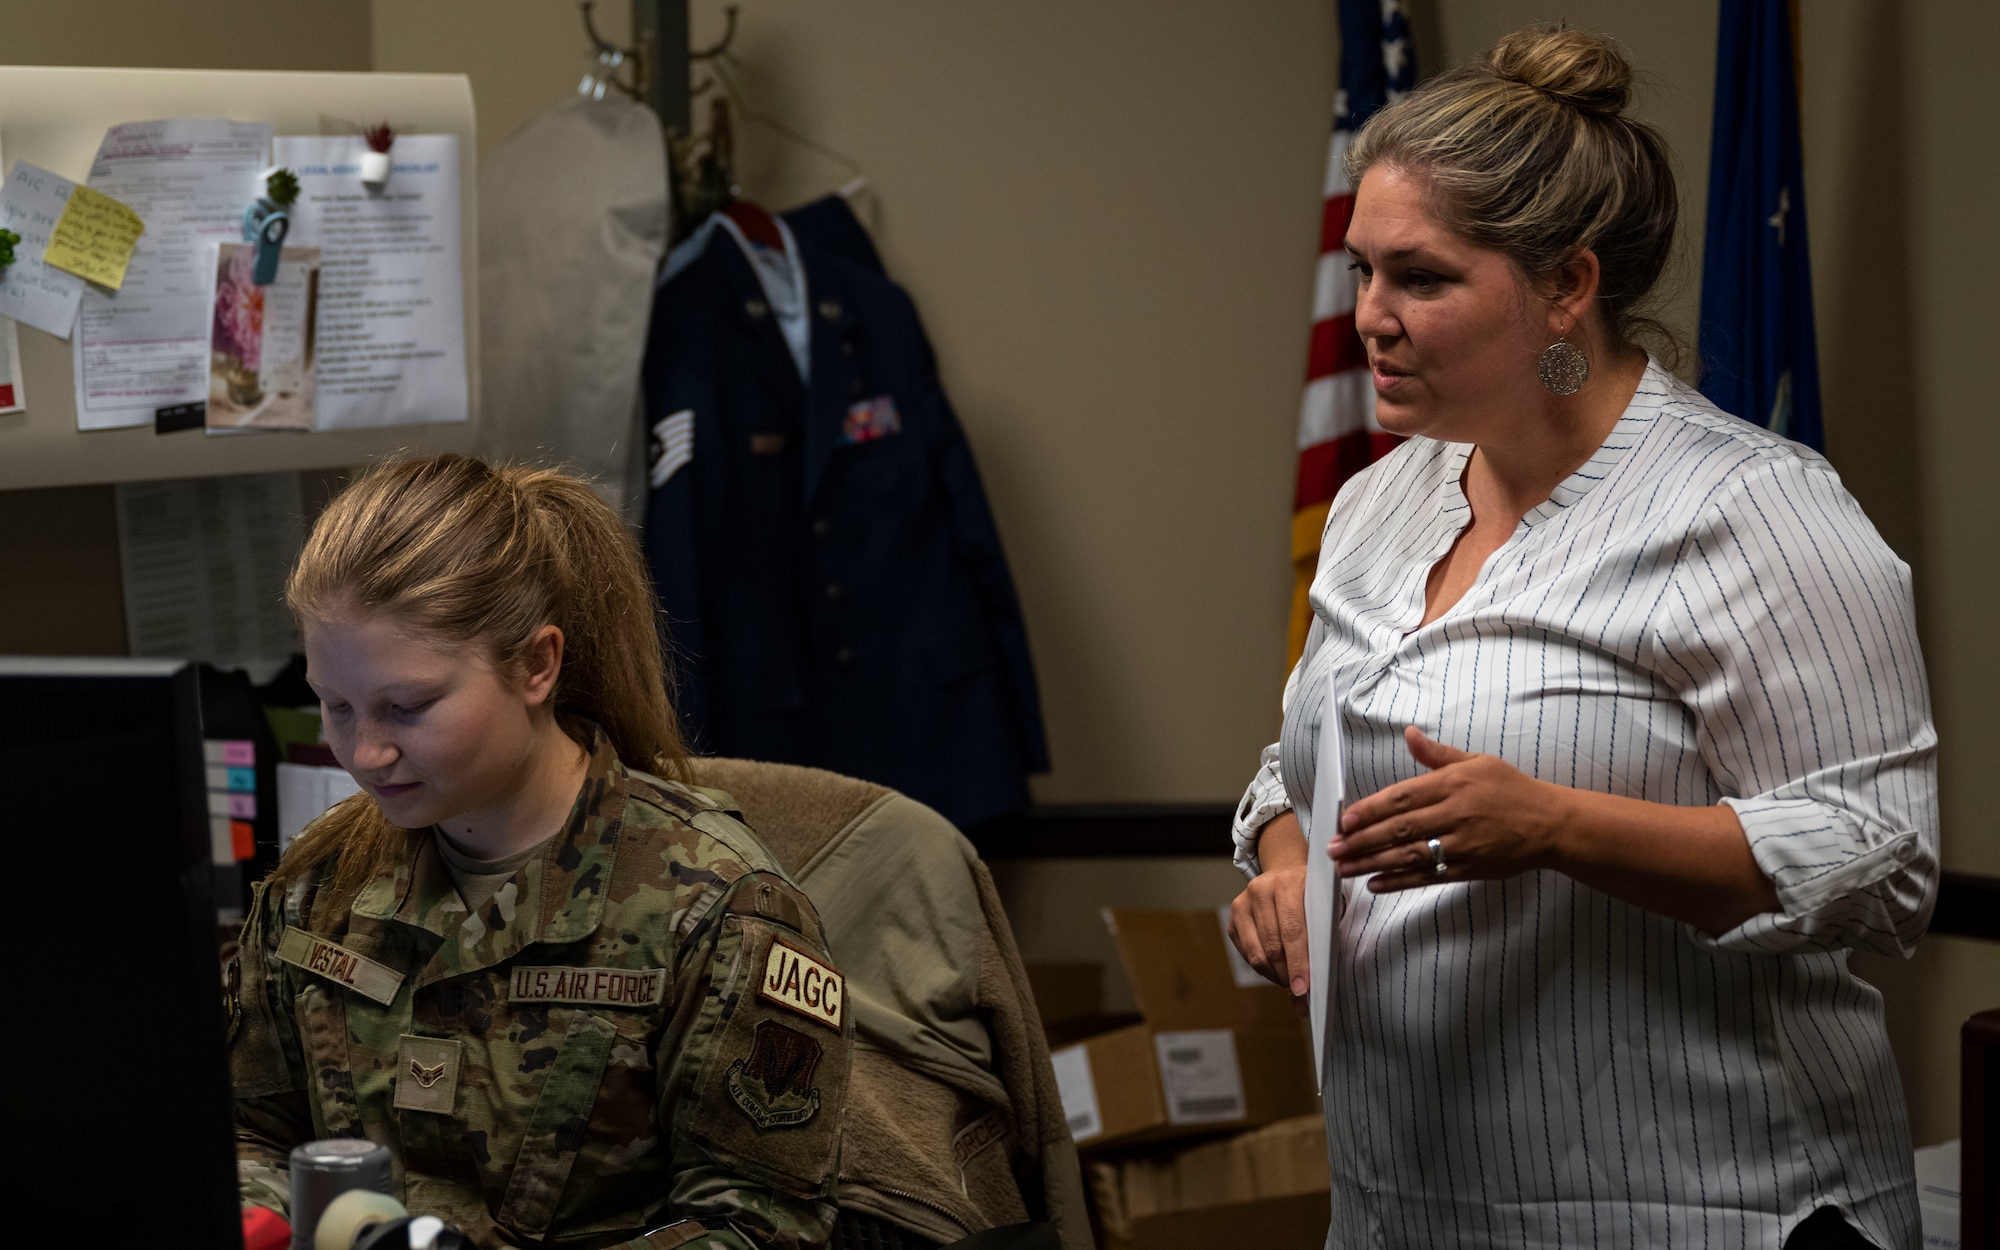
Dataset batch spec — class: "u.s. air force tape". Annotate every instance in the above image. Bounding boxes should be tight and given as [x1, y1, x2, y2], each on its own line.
[509, 966, 668, 1006]
[275, 927, 403, 1006]
[758, 938, 844, 1032]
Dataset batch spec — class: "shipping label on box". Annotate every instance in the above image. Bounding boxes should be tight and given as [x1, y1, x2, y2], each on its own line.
[1155, 1029, 1247, 1126]
[1051, 1043, 1104, 1142]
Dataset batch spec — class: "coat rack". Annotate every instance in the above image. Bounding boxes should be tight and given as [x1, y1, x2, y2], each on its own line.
[579, 2, 744, 242]
[579, 2, 739, 134]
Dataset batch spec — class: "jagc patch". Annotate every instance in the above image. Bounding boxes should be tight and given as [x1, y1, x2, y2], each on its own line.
[275, 927, 403, 1006]
[727, 1019, 824, 1130]
[758, 939, 844, 1032]
[509, 966, 667, 1007]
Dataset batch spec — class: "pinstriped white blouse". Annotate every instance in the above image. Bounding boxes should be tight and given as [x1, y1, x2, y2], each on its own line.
[1233, 361, 1936, 1249]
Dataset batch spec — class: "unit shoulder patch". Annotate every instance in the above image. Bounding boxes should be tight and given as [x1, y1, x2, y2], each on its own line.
[758, 938, 844, 1032]
[509, 966, 667, 1007]
[727, 1019, 824, 1130]
[275, 927, 403, 1006]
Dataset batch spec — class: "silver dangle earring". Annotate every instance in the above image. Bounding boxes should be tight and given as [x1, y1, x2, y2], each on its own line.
[1537, 333, 1590, 396]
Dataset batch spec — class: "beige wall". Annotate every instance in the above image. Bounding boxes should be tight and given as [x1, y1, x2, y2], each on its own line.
[371, 0, 627, 157]
[1805, 0, 2000, 1139]
[0, 0, 372, 71]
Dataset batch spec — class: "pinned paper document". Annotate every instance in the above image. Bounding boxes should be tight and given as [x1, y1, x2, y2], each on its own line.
[0, 162, 88, 338]
[272, 134, 466, 430]
[1304, 663, 1344, 1091]
[71, 119, 271, 431]
[44, 184, 145, 290]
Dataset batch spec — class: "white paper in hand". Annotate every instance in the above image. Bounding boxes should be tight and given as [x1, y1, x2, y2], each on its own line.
[1305, 665, 1344, 1091]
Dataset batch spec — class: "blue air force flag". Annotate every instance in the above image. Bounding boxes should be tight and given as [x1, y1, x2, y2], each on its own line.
[1698, 0, 1823, 451]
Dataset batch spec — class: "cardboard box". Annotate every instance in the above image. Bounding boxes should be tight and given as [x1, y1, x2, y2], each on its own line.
[1024, 961, 1105, 1029]
[1087, 1114, 1331, 1250]
[1050, 909, 1317, 1150]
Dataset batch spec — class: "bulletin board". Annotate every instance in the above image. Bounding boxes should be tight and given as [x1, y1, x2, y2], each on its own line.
[0, 65, 478, 491]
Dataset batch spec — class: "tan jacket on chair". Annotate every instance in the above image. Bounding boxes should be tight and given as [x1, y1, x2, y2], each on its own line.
[690, 759, 1092, 1250]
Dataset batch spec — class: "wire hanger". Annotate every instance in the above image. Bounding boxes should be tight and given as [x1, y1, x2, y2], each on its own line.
[578, 1, 646, 102]
[657, 6, 873, 243]
[695, 9, 870, 202]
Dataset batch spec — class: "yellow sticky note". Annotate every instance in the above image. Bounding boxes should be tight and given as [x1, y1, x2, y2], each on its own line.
[44, 184, 146, 290]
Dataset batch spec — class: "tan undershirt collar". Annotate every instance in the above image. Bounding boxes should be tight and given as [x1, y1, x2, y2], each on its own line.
[431, 828, 552, 915]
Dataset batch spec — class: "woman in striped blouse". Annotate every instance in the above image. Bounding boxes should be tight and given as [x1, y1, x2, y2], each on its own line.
[1226, 25, 1935, 1250]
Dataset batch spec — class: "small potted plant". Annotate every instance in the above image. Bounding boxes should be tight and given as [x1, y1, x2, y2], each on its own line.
[0, 227, 20, 271]
[361, 123, 395, 190]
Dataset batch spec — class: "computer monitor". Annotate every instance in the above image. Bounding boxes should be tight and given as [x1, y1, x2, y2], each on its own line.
[0, 657, 242, 1248]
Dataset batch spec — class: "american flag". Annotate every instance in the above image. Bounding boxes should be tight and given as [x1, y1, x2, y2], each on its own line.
[1287, 0, 1417, 667]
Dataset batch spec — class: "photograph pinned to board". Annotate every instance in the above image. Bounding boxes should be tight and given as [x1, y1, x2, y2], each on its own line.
[205, 242, 320, 433]
[70, 119, 272, 432]
[272, 133, 466, 430]
[0, 316, 24, 414]
[0, 161, 88, 339]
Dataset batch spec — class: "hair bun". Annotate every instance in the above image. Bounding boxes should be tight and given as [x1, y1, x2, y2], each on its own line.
[1486, 25, 1632, 116]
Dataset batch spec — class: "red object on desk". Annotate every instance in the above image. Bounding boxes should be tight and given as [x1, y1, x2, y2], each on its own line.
[242, 1207, 290, 1250]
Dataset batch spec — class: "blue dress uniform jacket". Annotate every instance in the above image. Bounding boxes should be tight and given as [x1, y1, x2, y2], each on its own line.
[641, 206, 1048, 829]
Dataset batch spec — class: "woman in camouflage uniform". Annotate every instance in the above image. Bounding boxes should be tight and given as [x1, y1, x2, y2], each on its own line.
[231, 454, 851, 1250]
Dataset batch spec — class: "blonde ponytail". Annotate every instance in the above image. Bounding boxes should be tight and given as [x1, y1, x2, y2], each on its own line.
[271, 454, 688, 912]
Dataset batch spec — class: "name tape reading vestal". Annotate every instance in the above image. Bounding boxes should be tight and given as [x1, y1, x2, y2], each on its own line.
[275, 927, 403, 1006]
[759, 939, 844, 1032]
[509, 966, 668, 1007]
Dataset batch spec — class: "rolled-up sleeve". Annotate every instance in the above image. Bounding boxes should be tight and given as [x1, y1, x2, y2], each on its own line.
[1654, 458, 1938, 957]
[1233, 743, 1290, 880]
[1233, 614, 1324, 880]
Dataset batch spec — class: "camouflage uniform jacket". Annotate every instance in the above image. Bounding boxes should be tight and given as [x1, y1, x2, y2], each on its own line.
[231, 728, 852, 1249]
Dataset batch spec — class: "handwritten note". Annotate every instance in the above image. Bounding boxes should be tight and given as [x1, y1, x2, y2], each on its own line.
[0, 162, 88, 338]
[44, 184, 145, 289]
